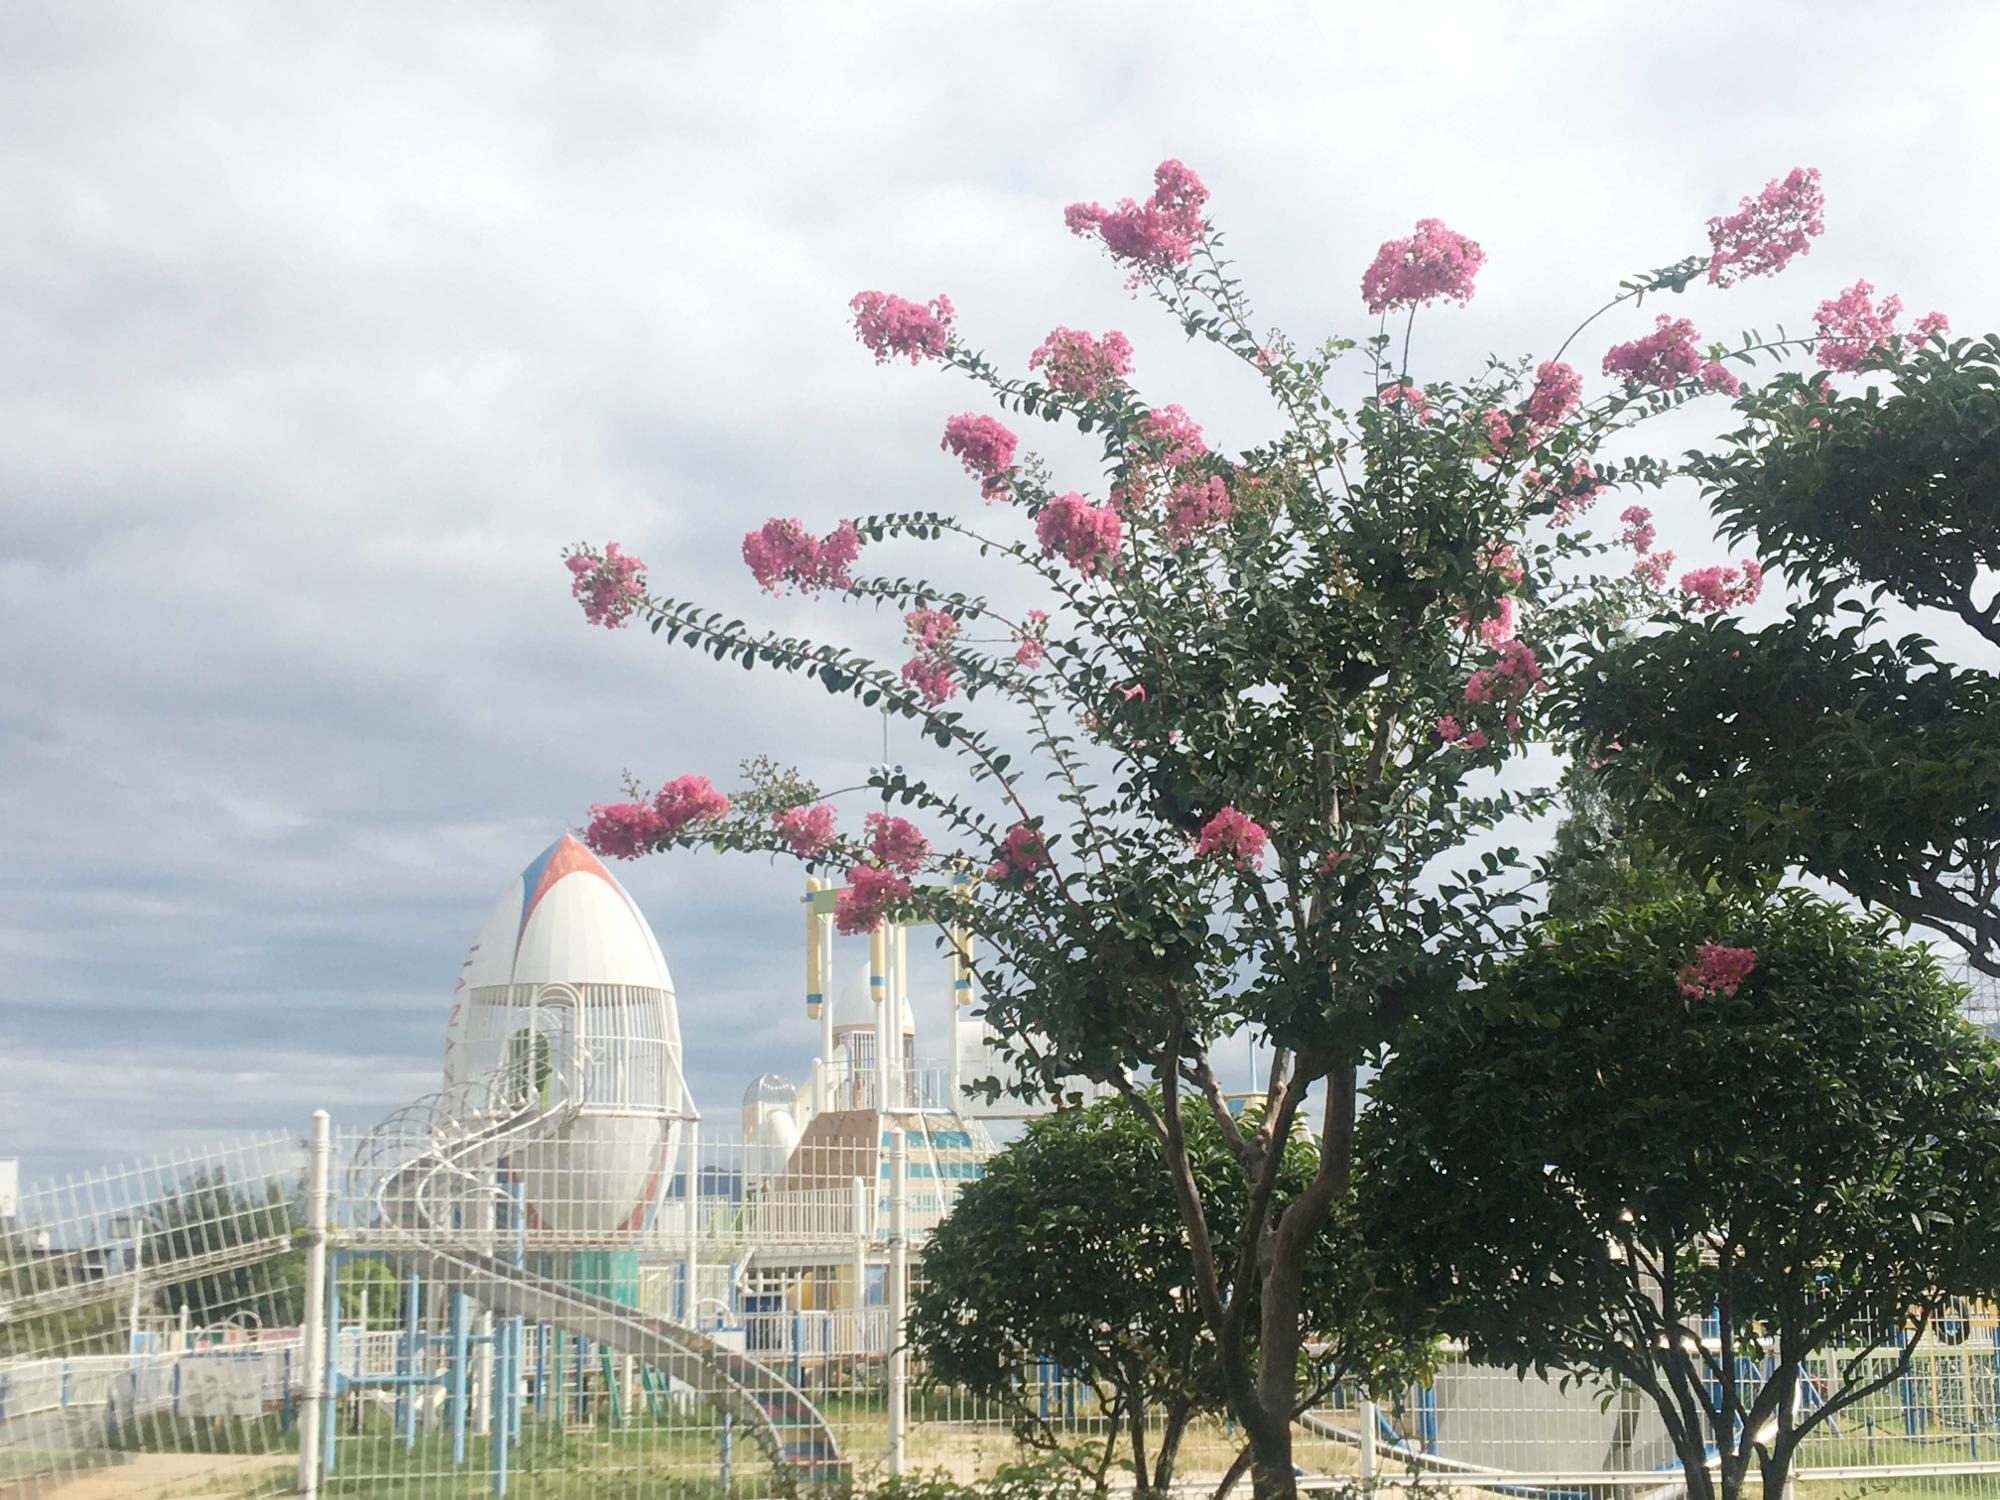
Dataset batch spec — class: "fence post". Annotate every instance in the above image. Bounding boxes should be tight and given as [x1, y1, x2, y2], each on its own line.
[887, 1128, 908, 1477]
[683, 1120, 702, 1323]
[297, 1109, 331, 1498]
[1359, 1392, 1377, 1486]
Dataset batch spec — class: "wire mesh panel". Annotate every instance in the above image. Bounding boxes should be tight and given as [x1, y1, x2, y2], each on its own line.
[0, 1134, 311, 1499]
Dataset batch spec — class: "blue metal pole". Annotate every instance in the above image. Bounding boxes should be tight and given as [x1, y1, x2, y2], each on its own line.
[451, 1292, 471, 1465]
[398, 1269, 419, 1447]
[321, 1250, 341, 1476]
[510, 1183, 526, 1448]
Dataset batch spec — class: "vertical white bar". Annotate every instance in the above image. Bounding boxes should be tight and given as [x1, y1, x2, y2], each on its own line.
[1359, 1393, 1377, 1485]
[887, 1129, 908, 1477]
[682, 1120, 701, 1323]
[817, 910, 836, 1116]
[297, 1110, 331, 1499]
[852, 1174, 869, 1350]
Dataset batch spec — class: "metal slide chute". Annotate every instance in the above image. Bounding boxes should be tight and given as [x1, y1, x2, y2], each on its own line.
[348, 1049, 849, 1492]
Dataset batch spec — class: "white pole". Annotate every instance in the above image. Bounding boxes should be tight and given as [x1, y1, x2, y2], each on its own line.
[1359, 1393, 1377, 1485]
[887, 1130, 908, 1477]
[298, 1110, 331, 1499]
[817, 910, 836, 1115]
[126, 1210, 147, 1352]
[852, 1175, 869, 1353]
[682, 1121, 701, 1324]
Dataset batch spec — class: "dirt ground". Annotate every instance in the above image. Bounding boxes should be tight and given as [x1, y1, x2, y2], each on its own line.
[0, 1455, 289, 1500]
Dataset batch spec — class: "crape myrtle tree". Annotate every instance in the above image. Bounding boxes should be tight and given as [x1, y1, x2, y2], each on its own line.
[561, 162, 1856, 1498]
[1359, 890, 2000, 1500]
[910, 1095, 1428, 1498]
[1568, 326, 1997, 975]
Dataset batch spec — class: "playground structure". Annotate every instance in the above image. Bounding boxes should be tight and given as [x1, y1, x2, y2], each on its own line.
[4, 841, 2000, 1498]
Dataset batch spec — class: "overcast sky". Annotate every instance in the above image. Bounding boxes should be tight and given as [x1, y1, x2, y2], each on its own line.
[4, 2, 1997, 1179]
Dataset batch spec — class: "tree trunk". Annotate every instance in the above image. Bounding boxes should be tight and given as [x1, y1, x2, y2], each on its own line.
[1241, 1061, 1359, 1500]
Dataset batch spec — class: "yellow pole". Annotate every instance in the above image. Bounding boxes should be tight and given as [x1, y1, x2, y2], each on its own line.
[804, 877, 825, 1019]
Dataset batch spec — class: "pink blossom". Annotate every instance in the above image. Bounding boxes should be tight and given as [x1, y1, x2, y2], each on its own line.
[1360, 218, 1485, 314]
[1814, 281, 1951, 371]
[583, 801, 662, 860]
[1319, 848, 1351, 876]
[1013, 608, 1049, 668]
[1707, 168, 1825, 287]
[564, 542, 647, 629]
[942, 414, 1019, 501]
[1461, 640, 1543, 739]
[1528, 461, 1609, 526]
[1029, 326, 1134, 399]
[1482, 407, 1519, 463]
[1135, 404, 1207, 468]
[1036, 492, 1123, 575]
[1618, 505, 1657, 555]
[1633, 550, 1677, 588]
[1065, 158, 1210, 274]
[742, 518, 863, 595]
[1195, 805, 1268, 869]
[1679, 560, 1764, 615]
[1602, 314, 1704, 390]
[1700, 362, 1743, 397]
[850, 290, 954, 364]
[1482, 543, 1525, 586]
[864, 811, 930, 874]
[1436, 715, 1463, 742]
[1675, 944, 1757, 999]
[986, 821, 1052, 882]
[772, 803, 838, 858]
[1118, 681, 1147, 702]
[1460, 727, 1489, 750]
[1378, 382, 1432, 422]
[900, 607, 960, 706]
[653, 774, 730, 834]
[1164, 474, 1232, 547]
[835, 864, 911, 935]
[1525, 361, 1582, 430]
[1476, 595, 1517, 647]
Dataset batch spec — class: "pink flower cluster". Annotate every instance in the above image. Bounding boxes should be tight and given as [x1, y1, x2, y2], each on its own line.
[1435, 715, 1486, 751]
[1527, 460, 1609, 527]
[742, 518, 863, 596]
[1633, 551, 1677, 589]
[1013, 608, 1049, 668]
[1678, 560, 1763, 614]
[942, 414, 1019, 501]
[1482, 543, 1525, 587]
[584, 774, 730, 860]
[1195, 805, 1267, 869]
[1065, 158, 1210, 273]
[850, 290, 954, 365]
[564, 542, 647, 629]
[1707, 168, 1824, 287]
[772, 803, 837, 858]
[1036, 492, 1123, 575]
[1165, 474, 1232, 547]
[1378, 382, 1431, 422]
[835, 864, 911, 935]
[1675, 944, 1757, 999]
[900, 607, 960, 706]
[1602, 315, 1704, 390]
[1481, 407, 1520, 464]
[1701, 362, 1742, 396]
[1618, 505, 1656, 555]
[1472, 594, 1516, 647]
[1814, 279, 1951, 372]
[1029, 326, 1135, 399]
[865, 812, 930, 873]
[1525, 361, 1583, 430]
[1464, 638, 1543, 707]
[986, 821, 1051, 881]
[1135, 404, 1208, 468]
[1360, 218, 1485, 315]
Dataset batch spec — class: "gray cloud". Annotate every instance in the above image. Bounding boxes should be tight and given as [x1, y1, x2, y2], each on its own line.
[4, 0, 1997, 1177]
